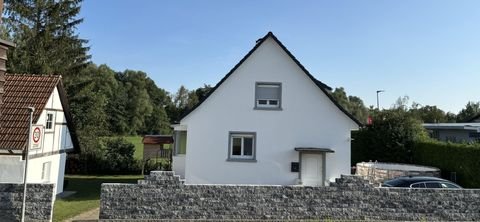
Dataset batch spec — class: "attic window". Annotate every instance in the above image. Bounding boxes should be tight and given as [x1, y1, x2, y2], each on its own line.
[255, 82, 282, 110]
[46, 112, 54, 130]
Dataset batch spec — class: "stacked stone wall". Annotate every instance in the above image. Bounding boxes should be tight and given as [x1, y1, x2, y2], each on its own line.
[100, 171, 480, 221]
[0, 183, 54, 221]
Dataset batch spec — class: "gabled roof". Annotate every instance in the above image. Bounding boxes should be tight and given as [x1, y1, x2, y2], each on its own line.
[142, 135, 174, 145]
[0, 74, 80, 152]
[180, 32, 362, 126]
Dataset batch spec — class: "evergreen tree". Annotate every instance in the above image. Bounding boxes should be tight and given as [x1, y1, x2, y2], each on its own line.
[3, 0, 90, 76]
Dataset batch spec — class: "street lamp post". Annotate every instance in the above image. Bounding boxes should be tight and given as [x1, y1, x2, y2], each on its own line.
[21, 107, 35, 222]
[376, 90, 385, 109]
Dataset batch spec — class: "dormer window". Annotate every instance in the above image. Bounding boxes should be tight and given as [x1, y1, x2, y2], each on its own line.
[255, 82, 282, 110]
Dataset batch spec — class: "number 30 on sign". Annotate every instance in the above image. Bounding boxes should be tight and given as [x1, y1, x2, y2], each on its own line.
[31, 125, 44, 150]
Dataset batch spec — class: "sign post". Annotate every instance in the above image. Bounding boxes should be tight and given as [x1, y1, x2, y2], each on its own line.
[21, 107, 36, 222]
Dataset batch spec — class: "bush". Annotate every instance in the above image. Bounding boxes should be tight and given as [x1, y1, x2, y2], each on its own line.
[413, 140, 480, 188]
[66, 137, 142, 174]
[352, 109, 428, 165]
[104, 138, 138, 173]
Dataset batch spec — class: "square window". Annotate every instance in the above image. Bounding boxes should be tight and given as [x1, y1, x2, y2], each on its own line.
[255, 83, 281, 110]
[228, 132, 256, 161]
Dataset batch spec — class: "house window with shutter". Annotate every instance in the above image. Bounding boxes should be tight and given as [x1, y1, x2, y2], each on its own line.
[255, 82, 282, 110]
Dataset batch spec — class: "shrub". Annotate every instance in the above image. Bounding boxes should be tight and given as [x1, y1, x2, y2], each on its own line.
[104, 138, 138, 173]
[66, 137, 142, 174]
[413, 140, 480, 188]
[352, 109, 428, 165]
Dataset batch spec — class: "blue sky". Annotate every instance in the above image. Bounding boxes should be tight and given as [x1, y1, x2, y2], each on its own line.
[78, 0, 480, 113]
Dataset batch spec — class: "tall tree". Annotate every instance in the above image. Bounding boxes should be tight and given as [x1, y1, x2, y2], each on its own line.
[457, 101, 480, 122]
[3, 0, 90, 76]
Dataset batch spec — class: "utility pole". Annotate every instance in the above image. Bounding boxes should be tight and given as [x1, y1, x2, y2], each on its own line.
[376, 90, 385, 109]
[21, 107, 35, 222]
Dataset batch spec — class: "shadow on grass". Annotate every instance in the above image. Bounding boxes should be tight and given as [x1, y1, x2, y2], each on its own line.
[61, 175, 142, 201]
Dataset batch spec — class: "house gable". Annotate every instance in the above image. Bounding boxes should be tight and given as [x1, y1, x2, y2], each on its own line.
[180, 32, 361, 126]
[0, 74, 79, 153]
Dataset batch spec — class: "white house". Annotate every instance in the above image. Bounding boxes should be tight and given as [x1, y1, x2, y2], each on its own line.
[172, 32, 361, 186]
[0, 74, 78, 195]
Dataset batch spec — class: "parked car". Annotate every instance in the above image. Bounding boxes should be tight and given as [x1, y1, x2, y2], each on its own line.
[381, 176, 462, 189]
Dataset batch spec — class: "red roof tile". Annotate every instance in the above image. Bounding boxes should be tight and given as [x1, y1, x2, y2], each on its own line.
[0, 74, 79, 151]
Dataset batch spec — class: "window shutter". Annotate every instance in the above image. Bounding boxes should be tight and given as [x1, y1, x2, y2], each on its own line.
[256, 85, 280, 100]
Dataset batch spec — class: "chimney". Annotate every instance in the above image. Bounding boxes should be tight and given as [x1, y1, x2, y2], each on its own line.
[0, 0, 15, 126]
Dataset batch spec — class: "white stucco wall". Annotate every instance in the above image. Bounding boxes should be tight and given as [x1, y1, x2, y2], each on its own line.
[172, 155, 186, 179]
[180, 37, 358, 185]
[0, 156, 24, 183]
[0, 86, 72, 194]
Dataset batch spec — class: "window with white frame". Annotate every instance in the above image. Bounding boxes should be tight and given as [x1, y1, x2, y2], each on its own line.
[255, 82, 281, 109]
[46, 112, 54, 130]
[41, 162, 51, 182]
[228, 132, 256, 161]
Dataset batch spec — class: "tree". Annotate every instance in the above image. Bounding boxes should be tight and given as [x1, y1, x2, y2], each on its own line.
[194, 84, 212, 101]
[119, 70, 154, 134]
[103, 138, 137, 173]
[173, 85, 189, 109]
[409, 104, 449, 123]
[168, 85, 208, 123]
[3, 0, 90, 76]
[456, 101, 480, 122]
[352, 108, 428, 165]
[331, 87, 368, 123]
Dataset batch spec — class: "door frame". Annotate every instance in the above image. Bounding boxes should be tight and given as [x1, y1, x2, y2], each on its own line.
[298, 151, 326, 186]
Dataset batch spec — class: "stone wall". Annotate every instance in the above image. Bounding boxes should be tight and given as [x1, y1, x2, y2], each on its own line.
[356, 162, 441, 185]
[0, 183, 55, 221]
[100, 171, 480, 221]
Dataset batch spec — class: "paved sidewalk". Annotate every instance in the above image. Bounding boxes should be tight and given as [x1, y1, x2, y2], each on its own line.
[67, 207, 99, 222]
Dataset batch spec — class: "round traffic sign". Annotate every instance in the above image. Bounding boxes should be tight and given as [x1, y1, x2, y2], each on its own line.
[33, 127, 41, 143]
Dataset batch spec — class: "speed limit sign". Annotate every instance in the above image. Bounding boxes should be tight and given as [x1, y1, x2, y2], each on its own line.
[31, 125, 44, 149]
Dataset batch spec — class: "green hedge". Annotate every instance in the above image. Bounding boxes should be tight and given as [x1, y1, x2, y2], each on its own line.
[413, 141, 480, 188]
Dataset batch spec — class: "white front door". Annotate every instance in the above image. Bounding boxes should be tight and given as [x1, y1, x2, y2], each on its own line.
[301, 153, 323, 186]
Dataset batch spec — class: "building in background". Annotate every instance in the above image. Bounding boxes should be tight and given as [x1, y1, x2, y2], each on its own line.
[423, 123, 480, 143]
[0, 74, 79, 194]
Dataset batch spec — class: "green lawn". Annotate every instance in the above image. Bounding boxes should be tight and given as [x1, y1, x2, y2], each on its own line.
[53, 175, 142, 222]
[122, 135, 172, 160]
[123, 136, 144, 160]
